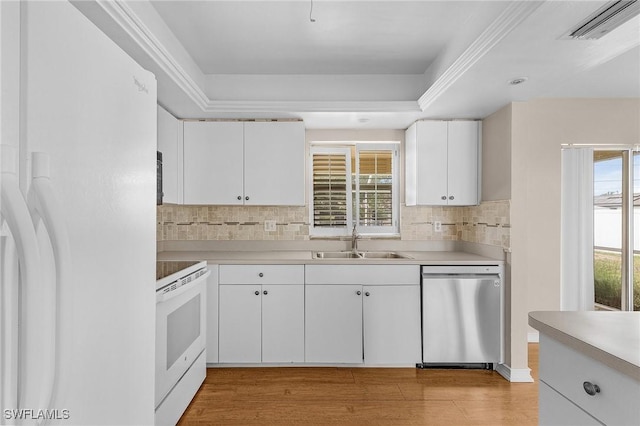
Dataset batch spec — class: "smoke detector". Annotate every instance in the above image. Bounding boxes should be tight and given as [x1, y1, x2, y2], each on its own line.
[566, 0, 640, 40]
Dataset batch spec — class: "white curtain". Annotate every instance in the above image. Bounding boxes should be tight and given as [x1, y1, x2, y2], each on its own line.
[561, 148, 594, 311]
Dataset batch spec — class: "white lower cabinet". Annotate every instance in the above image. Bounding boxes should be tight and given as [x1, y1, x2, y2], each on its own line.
[218, 284, 262, 363]
[305, 265, 421, 365]
[305, 285, 363, 363]
[205, 265, 219, 364]
[218, 265, 304, 363]
[362, 285, 421, 365]
[261, 284, 304, 363]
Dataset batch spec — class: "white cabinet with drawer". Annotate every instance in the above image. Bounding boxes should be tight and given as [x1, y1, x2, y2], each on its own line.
[539, 333, 640, 425]
[218, 265, 304, 363]
[304, 265, 421, 365]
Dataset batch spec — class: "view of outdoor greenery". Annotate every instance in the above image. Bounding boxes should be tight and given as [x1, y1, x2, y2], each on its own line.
[593, 249, 640, 310]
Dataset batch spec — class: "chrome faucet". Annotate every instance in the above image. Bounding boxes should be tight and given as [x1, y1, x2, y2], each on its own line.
[351, 224, 359, 253]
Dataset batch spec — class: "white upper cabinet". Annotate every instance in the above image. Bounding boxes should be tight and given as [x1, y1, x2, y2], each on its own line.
[405, 120, 480, 206]
[244, 121, 305, 206]
[182, 120, 305, 205]
[183, 121, 244, 205]
[157, 105, 180, 204]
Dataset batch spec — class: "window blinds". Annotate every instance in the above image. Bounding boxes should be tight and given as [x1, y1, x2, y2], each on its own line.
[312, 152, 348, 227]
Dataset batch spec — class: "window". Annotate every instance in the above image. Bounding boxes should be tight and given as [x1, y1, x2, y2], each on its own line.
[309, 142, 399, 236]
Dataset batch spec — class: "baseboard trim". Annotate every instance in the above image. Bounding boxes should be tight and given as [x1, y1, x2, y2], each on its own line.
[496, 363, 534, 383]
[528, 331, 539, 343]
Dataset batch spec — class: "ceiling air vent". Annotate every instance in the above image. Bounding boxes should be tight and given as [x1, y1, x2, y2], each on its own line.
[568, 0, 640, 39]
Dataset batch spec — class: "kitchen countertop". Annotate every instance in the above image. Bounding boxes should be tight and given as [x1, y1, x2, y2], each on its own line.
[156, 249, 501, 265]
[529, 311, 640, 381]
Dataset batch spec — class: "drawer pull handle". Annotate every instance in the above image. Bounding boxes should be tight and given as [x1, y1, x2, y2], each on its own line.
[254, 291, 260, 296]
[583, 381, 600, 396]
[356, 291, 362, 296]
[258, 272, 264, 277]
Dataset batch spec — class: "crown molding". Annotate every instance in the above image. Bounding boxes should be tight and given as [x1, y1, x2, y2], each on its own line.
[95, 0, 209, 109]
[203, 100, 420, 113]
[89, 1, 423, 116]
[417, 0, 544, 111]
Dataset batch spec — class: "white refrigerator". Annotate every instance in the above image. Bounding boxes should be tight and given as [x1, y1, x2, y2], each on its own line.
[1, 1, 157, 425]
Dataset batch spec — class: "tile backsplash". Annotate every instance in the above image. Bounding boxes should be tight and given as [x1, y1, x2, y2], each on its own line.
[157, 200, 510, 249]
[157, 205, 309, 241]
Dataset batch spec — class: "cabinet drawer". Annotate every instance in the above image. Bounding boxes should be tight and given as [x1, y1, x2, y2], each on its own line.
[539, 381, 601, 426]
[219, 264, 304, 285]
[540, 334, 640, 425]
[305, 265, 419, 285]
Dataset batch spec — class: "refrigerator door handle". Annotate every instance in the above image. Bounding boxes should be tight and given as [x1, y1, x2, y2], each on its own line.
[27, 152, 73, 415]
[0, 145, 43, 411]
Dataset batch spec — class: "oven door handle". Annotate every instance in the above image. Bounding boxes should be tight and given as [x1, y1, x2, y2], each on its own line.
[156, 269, 210, 303]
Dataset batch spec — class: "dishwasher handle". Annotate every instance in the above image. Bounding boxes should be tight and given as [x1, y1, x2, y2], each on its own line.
[421, 265, 501, 275]
[422, 274, 501, 281]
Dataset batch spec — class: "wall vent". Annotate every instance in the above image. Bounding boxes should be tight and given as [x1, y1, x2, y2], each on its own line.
[568, 0, 640, 39]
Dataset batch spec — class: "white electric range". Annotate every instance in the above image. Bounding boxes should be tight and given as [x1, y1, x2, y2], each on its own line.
[155, 260, 209, 426]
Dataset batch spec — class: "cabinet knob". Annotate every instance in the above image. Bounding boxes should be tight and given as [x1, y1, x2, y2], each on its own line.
[356, 290, 362, 296]
[258, 272, 264, 277]
[237, 196, 242, 200]
[583, 381, 600, 396]
[245, 196, 250, 201]
[449, 196, 454, 200]
[365, 292, 370, 297]
[441, 196, 447, 200]
[254, 290, 260, 296]
[263, 290, 268, 295]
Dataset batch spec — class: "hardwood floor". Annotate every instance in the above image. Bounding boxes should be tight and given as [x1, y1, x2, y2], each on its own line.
[178, 344, 539, 425]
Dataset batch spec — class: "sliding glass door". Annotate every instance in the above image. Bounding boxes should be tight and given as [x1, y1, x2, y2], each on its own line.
[593, 150, 639, 311]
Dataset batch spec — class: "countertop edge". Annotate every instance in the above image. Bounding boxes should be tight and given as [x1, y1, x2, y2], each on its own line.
[156, 250, 503, 265]
[529, 312, 640, 382]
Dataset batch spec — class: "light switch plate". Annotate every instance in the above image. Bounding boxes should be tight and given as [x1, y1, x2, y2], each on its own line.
[434, 221, 442, 232]
[265, 220, 277, 232]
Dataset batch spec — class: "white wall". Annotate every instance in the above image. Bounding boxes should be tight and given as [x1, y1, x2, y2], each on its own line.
[508, 98, 640, 372]
[481, 105, 512, 201]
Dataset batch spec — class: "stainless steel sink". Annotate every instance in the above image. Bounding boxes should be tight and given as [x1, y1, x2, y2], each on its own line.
[312, 251, 411, 259]
[358, 251, 411, 259]
[313, 251, 362, 259]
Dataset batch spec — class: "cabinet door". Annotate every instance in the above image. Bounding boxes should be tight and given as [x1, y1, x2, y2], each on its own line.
[305, 285, 363, 363]
[243, 121, 305, 206]
[183, 121, 244, 205]
[363, 285, 421, 365]
[447, 121, 479, 206]
[218, 285, 262, 363]
[157, 105, 179, 204]
[261, 285, 304, 363]
[205, 265, 219, 363]
[415, 121, 448, 205]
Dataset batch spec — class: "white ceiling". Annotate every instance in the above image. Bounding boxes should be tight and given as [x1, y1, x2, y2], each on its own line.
[76, 0, 640, 129]
[151, 1, 506, 75]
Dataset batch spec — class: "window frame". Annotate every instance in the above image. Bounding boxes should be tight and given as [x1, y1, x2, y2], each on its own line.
[308, 142, 399, 237]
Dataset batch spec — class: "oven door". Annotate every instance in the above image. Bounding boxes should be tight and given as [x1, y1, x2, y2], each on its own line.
[155, 269, 209, 408]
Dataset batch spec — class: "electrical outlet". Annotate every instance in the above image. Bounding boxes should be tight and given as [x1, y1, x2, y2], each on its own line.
[264, 220, 277, 232]
[434, 221, 442, 232]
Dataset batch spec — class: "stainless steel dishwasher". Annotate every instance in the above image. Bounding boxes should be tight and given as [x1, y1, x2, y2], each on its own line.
[419, 265, 502, 369]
